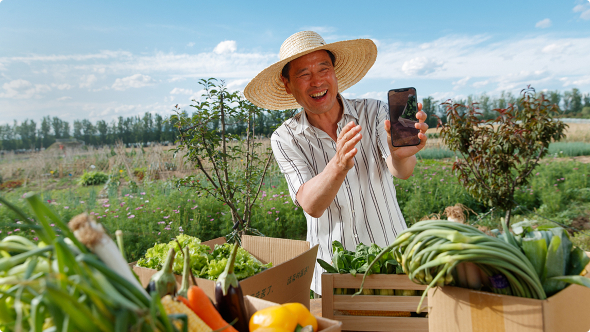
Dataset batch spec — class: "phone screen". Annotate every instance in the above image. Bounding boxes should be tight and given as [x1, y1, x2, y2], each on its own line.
[388, 87, 421, 147]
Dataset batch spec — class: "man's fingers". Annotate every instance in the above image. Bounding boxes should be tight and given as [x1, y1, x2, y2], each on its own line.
[418, 103, 423, 112]
[337, 121, 357, 141]
[416, 110, 427, 122]
[415, 121, 429, 133]
[345, 147, 358, 159]
[341, 132, 362, 152]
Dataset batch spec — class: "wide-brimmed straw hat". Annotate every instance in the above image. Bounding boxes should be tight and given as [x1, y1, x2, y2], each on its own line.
[244, 31, 377, 110]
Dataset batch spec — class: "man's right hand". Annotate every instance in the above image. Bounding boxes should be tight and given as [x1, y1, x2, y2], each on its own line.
[333, 121, 362, 172]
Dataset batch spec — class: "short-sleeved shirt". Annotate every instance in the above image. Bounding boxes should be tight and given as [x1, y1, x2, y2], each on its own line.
[270, 95, 408, 295]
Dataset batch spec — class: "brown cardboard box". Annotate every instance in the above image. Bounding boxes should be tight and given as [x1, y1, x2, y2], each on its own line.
[245, 295, 342, 332]
[321, 273, 428, 332]
[132, 235, 319, 308]
[427, 284, 590, 332]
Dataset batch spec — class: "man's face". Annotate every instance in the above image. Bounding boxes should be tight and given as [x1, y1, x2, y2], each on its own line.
[281, 50, 339, 116]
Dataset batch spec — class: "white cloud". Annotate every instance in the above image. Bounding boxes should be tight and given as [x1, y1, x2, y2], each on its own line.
[111, 74, 154, 91]
[573, 4, 590, 20]
[170, 87, 194, 95]
[187, 42, 195, 47]
[227, 78, 250, 91]
[57, 96, 72, 101]
[80, 74, 97, 88]
[473, 80, 489, 88]
[453, 77, 470, 90]
[300, 26, 336, 34]
[213, 40, 237, 54]
[52, 83, 73, 90]
[401, 57, 443, 76]
[535, 18, 552, 28]
[0, 79, 51, 99]
[358, 91, 387, 102]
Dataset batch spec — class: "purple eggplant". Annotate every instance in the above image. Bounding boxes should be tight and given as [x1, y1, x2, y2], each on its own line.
[215, 243, 249, 332]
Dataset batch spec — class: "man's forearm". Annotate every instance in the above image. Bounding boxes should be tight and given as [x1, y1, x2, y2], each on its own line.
[296, 160, 348, 218]
[386, 153, 416, 179]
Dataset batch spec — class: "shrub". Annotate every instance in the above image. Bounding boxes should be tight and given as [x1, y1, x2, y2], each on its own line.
[0, 179, 23, 191]
[78, 171, 109, 186]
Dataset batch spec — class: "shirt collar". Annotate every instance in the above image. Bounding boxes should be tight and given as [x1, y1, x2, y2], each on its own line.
[286, 94, 359, 135]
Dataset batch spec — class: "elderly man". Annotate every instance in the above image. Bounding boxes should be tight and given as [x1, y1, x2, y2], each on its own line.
[244, 31, 428, 295]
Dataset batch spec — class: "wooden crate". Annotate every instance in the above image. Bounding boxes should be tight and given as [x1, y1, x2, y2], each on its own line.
[321, 273, 428, 332]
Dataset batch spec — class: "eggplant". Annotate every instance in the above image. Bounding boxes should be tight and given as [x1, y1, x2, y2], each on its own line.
[146, 247, 177, 297]
[215, 243, 249, 332]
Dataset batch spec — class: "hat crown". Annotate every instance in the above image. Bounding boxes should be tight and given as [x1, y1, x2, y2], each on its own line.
[279, 31, 326, 61]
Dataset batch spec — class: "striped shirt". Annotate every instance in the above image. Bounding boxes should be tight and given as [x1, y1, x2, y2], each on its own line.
[270, 95, 408, 295]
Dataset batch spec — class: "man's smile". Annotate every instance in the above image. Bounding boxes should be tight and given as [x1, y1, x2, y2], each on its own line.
[310, 89, 328, 99]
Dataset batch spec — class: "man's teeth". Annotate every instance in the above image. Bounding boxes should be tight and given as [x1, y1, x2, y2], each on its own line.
[310, 90, 327, 98]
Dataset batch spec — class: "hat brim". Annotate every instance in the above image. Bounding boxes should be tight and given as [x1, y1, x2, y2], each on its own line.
[244, 39, 377, 110]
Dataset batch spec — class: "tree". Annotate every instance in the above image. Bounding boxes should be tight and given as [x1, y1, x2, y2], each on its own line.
[570, 88, 582, 114]
[172, 79, 279, 243]
[439, 86, 567, 242]
[97, 120, 108, 145]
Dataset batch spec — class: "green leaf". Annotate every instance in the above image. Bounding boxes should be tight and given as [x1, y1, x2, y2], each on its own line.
[567, 247, 590, 276]
[548, 275, 590, 289]
[521, 231, 547, 279]
[316, 259, 337, 273]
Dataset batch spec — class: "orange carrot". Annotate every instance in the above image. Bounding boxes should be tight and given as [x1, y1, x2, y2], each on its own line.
[188, 285, 238, 332]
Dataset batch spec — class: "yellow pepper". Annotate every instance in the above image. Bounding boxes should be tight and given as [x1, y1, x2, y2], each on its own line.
[282, 303, 318, 332]
[250, 303, 318, 332]
[250, 305, 297, 332]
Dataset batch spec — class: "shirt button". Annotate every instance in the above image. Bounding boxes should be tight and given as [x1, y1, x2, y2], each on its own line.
[351, 210, 355, 213]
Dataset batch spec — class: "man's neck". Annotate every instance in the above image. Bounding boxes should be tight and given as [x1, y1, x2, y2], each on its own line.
[305, 96, 344, 141]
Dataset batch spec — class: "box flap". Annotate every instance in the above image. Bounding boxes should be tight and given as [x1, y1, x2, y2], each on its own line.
[242, 235, 310, 265]
[543, 284, 590, 332]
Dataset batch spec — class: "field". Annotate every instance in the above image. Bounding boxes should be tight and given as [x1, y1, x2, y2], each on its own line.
[1, 123, 590, 260]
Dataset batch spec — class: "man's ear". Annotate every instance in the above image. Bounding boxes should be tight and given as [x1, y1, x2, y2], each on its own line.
[280, 75, 292, 95]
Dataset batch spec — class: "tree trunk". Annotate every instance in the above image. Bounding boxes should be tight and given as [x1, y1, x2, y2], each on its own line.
[504, 209, 512, 229]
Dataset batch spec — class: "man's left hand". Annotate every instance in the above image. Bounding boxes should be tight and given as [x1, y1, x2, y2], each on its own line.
[384, 103, 429, 160]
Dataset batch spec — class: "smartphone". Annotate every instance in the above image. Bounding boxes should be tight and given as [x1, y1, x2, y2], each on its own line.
[388, 87, 421, 147]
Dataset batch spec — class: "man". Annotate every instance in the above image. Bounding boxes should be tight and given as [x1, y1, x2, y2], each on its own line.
[244, 31, 428, 294]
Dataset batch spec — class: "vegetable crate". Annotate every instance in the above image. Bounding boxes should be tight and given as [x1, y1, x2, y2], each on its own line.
[321, 273, 428, 332]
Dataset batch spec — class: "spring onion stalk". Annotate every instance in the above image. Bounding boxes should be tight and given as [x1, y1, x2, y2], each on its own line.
[68, 213, 149, 300]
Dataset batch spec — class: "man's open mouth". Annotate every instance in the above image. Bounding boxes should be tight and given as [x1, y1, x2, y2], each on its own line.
[310, 90, 328, 99]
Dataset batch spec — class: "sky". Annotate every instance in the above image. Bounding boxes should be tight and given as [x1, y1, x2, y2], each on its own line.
[1, 0, 589, 125]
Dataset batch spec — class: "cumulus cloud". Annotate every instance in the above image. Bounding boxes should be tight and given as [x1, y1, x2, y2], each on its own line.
[187, 42, 195, 47]
[111, 74, 154, 91]
[401, 57, 443, 76]
[80, 74, 97, 88]
[0, 79, 51, 99]
[57, 96, 72, 101]
[453, 77, 470, 90]
[52, 83, 73, 90]
[213, 40, 237, 54]
[573, 4, 590, 20]
[535, 18, 552, 28]
[473, 80, 490, 88]
[170, 87, 194, 95]
[227, 78, 250, 91]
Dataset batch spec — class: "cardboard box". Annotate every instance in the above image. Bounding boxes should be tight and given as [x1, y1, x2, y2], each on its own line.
[427, 283, 590, 332]
[321, 273, 429, 331]
[133, 235, 318, 308]
[245, 295, 342, 332]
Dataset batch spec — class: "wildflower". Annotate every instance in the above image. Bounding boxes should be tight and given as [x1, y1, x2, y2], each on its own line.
[119, 170, 123, 173]
[80, 201, 85, 204]
[128, 215, 135, 219]
[50, 224, 55, 227]
[114, 215, 118, 218]
[164, 216, 170, 219]
[47, 200, 52, 203]
[275, 218, 279, 221]
[560, 178, 564, 181]
[210, 218, 214, 221]
[158, 221, 165, 224]
[145, 200, 149, 203]
[103, 204, 110, 208]
[179, 227, 184, 232]
[535, 172, 540, 176]
[268, 212, 272, 214]
[554, 184, 558, 187]
[33, 237, 38, 241]
[284, 201, 289, 204]
[280, 192, 284, 194]
[125, 194, 129, 197]
[14, 229, 20, 232]
[276, 211, 280, 213]
[126, 207, 129, 211]
[271, 207, 275, 210]
[120, 202, 125, 206]
[190, 218, 193, 221]
[440, 179, 444, 182]
[64, 206, 69, 209]
[7, 231, 12, 235]
[158, 232, 161, 235]
[272, 185, 276, 188]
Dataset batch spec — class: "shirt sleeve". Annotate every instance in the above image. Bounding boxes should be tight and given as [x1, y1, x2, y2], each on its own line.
[270, 132, 313, 207]
[376, 100, 392, 160]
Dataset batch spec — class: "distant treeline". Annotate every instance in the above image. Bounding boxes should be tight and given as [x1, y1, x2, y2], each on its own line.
[1, 88, 589, 152]
[0, 110, 293, 152]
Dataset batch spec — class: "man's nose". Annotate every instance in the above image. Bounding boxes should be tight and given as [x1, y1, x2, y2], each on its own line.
[310, 73, 324, 87]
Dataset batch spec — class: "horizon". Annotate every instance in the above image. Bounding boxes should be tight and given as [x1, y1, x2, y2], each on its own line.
[1, 0, 589, 125]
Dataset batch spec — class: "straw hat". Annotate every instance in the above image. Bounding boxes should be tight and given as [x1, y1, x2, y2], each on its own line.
[244, 31, 377, 110]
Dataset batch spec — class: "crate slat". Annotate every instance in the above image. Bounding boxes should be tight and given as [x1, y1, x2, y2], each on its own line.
[333, 316, 428, 332]
[322, 273, 429, 331]
[333, 294, 427, 312]
[330, 274, 427, 290]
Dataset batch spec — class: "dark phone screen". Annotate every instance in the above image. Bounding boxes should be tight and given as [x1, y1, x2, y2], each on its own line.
[388, 87, 421, 147]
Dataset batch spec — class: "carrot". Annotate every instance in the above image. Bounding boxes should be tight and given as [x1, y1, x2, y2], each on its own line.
[187, 285, 238, 332]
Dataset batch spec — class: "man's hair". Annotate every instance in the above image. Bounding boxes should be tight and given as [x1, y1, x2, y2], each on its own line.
[281, 50, 336, 81]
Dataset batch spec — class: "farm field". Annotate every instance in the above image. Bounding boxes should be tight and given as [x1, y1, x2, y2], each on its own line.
[1, 123, 590, 261]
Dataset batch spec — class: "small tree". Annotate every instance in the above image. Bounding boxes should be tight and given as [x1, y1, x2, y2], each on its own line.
[439, 86, 567, 236]
[171, 78, 293, 243]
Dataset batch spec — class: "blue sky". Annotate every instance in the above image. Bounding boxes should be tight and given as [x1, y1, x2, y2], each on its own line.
[1, 0, 589, 124]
